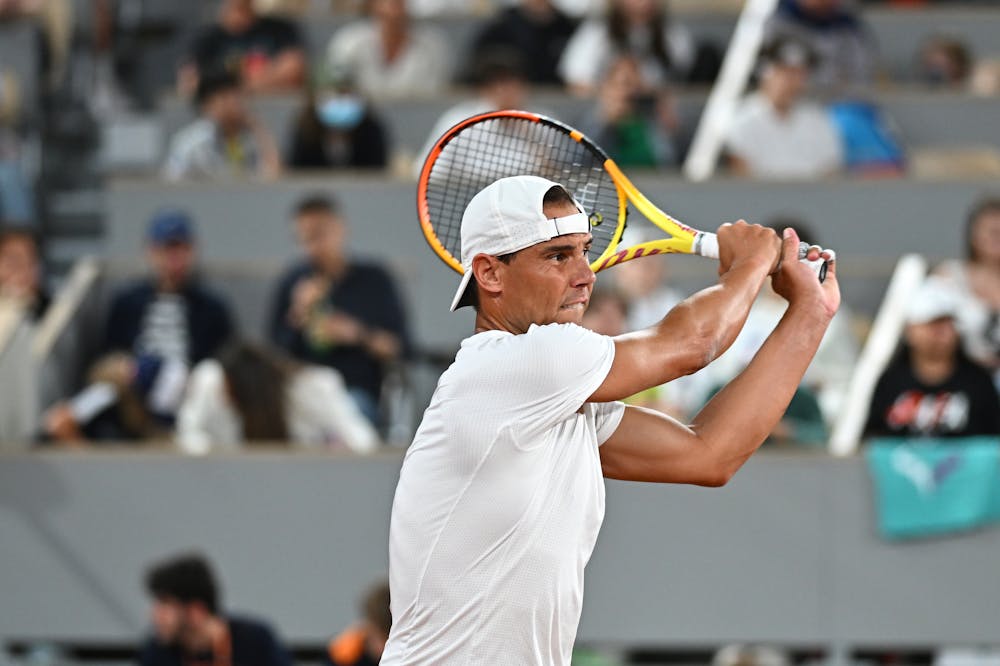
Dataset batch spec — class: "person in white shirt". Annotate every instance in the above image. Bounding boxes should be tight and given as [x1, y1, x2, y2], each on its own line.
[325, 0, 451, 101]
[382, 175, 840, 664]
[725, 35, 844, 180]
[176, 341, 378, 454]
[558, 0, 695, 95]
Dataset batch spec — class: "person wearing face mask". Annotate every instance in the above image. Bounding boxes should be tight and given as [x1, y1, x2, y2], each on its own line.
[287, 69, 388, 170]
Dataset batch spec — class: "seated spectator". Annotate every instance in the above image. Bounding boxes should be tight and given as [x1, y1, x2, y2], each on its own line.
[865, 277, 1000, 439]
[140, 553, 292, 666]
[0, 67, 34, 223]
[463, 0, 577, 85]
[325, 0, 450, 101]
[558, 0, 695, 96]
[176, 340, 378, 454]
[177, 0, 306, 96]
[934, 198, 1000, 378]
[323, 580, 390, 666]
[915, 33, 972, 89]
[163, 71, 282, 182]
[287, 67, 388, 170]
[103, 209, 234, 367]
[0, 227, 48, 320]
[725, 35, 844, 180]
[269, 195, 410, 426]
[765, 0, 878, 94]
[578, 54, 680, 168]
[415, 51, 529, 172]
[42, 352, 187, 443]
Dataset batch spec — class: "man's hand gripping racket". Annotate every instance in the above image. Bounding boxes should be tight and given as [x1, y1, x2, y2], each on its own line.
[417, 110, 832, 281]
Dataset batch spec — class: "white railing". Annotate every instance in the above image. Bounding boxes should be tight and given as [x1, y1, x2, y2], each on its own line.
[683, 0, 778, 181]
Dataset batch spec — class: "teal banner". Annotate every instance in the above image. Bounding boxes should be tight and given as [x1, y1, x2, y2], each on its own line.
[866, 437, 1000, 540]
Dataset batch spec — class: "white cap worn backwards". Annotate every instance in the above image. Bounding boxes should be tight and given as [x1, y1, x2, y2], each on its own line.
[450, 175, 590, 311]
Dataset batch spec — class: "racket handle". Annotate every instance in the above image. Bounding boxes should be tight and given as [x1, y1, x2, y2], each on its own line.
[696, 232, 828, 283]
[693, 232, 719, 259]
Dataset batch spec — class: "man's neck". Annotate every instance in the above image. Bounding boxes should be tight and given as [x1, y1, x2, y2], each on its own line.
[912, 354, 955, 386]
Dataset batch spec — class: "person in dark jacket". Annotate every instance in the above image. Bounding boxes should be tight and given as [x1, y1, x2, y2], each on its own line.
[269, 194, 410, 425]
[103, 209, 234, 366]
[140, 553, 292, 666]
[287, 67, 388, 171]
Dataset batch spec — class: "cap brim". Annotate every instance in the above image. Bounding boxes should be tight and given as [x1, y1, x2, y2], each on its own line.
[450, 270, 476, 311]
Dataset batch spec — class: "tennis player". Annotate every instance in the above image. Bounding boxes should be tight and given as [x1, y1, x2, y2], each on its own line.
[381, 176, 839, 664]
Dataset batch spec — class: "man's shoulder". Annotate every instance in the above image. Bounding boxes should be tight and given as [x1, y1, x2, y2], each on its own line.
[138, 635, 180, 666]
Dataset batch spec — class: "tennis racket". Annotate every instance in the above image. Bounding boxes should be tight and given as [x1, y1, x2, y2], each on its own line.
[416, 110, 827, 280]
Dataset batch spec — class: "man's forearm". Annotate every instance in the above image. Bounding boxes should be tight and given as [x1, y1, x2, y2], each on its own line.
[690, 301, 832, 477]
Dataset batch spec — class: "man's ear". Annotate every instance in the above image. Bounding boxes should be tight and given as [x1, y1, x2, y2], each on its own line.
[472, 254, 505, 297]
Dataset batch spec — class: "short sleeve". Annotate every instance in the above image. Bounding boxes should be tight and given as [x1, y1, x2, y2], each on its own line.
[591, 400, 626, 446]
[504, 323, 616, 434]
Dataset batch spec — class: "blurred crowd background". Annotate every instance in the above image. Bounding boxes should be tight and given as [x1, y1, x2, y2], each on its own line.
[2, 0, 1000, 664]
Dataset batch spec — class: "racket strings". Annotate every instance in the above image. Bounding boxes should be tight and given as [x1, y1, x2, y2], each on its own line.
[424, 117, 622, 265]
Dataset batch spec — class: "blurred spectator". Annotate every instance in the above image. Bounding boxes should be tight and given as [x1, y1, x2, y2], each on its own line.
[269, 195, 410, 425]
[969, 59, 1000, 97]
[0, 227, 48, 320]
[934, 198, 1000, 376]
[103, 209, 234, 366]
[177, 0, 306, 97]
[579, 54, 680, 168]
[463, 0, 577, 85]
[582, 285, 683, 418]
[415, 51, 528, 170]
[287, 67, 388, 170]
[557, 0, 695, 96]
[42, 352, 186, 443]
[765, 0, 878, 93]
[865, 277, 1000, 439]
[915, 33, 972, 89]
[725, 35, 844, 180]
[140, 553, 292, 666]
[0, 67, 34, 223]
[0, 0, 72, 92]
[323, 580, 391, 666]
[325, 0, 450, 100]
[163, 71, 282, 182]
[176, 340, 378, 454]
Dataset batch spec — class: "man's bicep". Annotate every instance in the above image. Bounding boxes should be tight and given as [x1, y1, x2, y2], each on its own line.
[599, 405, 721, 486]
[588, 334, 702, 403]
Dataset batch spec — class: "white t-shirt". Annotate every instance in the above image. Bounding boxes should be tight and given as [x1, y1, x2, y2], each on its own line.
[557, 19, 695, 90]
[382, 323, 625, 665]
[325, 21, 450, 100]
[725, 93, 844, 180]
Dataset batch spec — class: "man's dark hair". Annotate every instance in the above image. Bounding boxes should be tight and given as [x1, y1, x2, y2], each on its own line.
[965, 196, 1000, 261]
[145, 553, 220, 614]
[361, 580, 392, 637]
[471, 48, 527, 87]
[293, 194, 341, 219]
[194, 70, 241, 108]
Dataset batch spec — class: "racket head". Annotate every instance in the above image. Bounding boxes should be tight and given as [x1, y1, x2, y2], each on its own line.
[416, 110, 627, 275]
